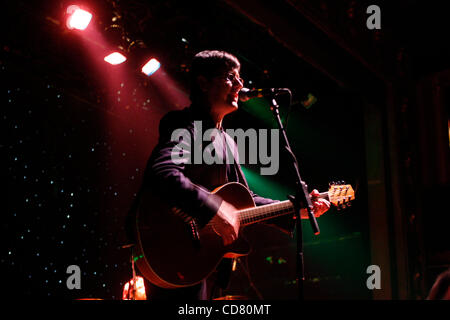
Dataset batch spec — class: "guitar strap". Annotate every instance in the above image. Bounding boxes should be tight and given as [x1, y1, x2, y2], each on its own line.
[222, 130, 248, 186]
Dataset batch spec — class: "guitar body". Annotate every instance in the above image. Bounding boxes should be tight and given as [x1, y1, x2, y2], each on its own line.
[134, 182, 256, 289]
[134, 180, 355, 289]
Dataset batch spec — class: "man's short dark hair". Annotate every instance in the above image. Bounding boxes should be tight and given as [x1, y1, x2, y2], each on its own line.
[189, 50, 240, 104]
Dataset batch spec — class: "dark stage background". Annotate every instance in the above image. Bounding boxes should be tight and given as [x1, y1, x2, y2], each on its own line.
[2, 0, 449, 300]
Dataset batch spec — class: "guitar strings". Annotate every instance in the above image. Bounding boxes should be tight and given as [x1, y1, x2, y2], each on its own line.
[206, 201, 295, 228]
[205, 188, 354, 229]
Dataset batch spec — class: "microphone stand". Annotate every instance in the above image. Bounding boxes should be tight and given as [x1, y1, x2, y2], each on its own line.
[267, 92, 320, 300]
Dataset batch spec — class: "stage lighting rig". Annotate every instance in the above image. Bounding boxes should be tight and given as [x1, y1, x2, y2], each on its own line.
[66, 5, 93, 30]
[141, 58, 161, 76]
[102, 22, 130, 65]
[104, 52, 127, 65]
[127, 39, 161, 77]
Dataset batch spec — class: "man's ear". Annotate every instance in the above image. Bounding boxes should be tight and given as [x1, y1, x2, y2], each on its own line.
[196, 75, 209, 93]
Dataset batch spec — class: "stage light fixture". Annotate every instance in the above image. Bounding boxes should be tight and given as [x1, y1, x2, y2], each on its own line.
[141, 58, 161, 76]
[66, 5, 93, 30]
[104, 52, 127, 65]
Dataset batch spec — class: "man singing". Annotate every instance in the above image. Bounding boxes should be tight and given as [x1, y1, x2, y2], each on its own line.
[126, 50, 330, 299]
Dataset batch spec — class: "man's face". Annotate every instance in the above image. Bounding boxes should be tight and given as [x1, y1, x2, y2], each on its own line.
[206, 67, 244, 116]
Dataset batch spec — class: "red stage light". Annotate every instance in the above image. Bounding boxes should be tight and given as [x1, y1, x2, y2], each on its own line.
[104, 52, 127, 65]
[66, 5, 93, 30]
[141, 58, 161, 76]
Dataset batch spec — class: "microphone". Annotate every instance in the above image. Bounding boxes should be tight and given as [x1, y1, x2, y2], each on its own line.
[239, 87, 291, 102]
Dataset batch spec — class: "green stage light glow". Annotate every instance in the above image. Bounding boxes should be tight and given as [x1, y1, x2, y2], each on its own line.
[240, 99, 276, 126]
[241, 166, 293, 200]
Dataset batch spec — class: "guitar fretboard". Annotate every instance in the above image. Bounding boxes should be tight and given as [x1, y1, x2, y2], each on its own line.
[238, 200, 294, 226]
[238, 192, 329, 226]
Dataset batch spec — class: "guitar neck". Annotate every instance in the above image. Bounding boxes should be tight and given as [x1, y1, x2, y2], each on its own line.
[238, 192, 329, 226]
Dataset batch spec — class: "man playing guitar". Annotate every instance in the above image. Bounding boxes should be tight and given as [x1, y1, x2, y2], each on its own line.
[126, 50, 331, 299]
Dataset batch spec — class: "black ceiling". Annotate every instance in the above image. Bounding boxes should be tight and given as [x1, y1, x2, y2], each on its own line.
[4, 0, 450, 108]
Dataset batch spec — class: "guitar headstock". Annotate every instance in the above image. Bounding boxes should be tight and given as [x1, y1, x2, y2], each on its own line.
[328, 181, 355, 210]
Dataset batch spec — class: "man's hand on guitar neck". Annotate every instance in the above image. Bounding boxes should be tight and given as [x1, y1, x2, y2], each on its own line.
[300, 189, 331, 219]
[211, 200, 240, 246]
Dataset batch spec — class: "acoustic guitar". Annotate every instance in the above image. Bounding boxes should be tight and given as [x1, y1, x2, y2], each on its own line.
[134, 182, 355, 289]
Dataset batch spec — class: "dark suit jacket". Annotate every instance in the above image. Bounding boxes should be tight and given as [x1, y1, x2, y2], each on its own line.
[125, 105, 294, 294]
[126, 105, 277, 240]
[126, 104, 297, 241]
